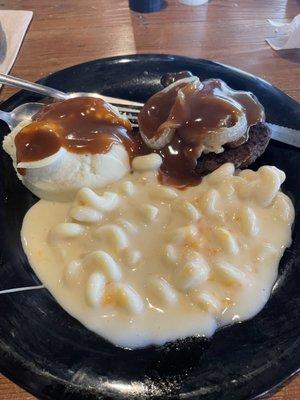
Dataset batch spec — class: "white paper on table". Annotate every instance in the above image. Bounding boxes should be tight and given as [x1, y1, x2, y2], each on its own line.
[266, 14, 300, 50]
[179, 0, 209, 5]
[0, 10, 33, 75]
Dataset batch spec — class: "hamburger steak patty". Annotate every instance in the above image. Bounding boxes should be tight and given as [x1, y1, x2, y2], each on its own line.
[196, 122, 271, 175]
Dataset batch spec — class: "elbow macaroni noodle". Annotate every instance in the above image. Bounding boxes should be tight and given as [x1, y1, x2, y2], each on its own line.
[139, 204, 159, 222]
[70, 206, 102, 223]
[77, 188, 119, 212]
[49, 223, 86, 241]
[94, 225, 129, 251]
[132, 153, 163, 172]
[86, 272, 106, 307]
[83, 250, 122, 282]
[120, 180, 135, 196]
[148, 277, 178, 306]
[193, 291, 221, 314]
[22, 163, 295, 348]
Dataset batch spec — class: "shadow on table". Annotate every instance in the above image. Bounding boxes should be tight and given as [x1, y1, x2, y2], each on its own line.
[286, 0, 300, 16]
[274, 49, 300, 63]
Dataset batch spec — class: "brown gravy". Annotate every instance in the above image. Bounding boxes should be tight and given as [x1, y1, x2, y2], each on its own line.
[15, 97, 136, 171]
[14, 78, 265, 188]
[138, 77, 265, 186]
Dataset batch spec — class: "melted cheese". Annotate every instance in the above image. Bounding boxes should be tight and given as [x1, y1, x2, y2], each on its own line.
[21, 163, 294, 348]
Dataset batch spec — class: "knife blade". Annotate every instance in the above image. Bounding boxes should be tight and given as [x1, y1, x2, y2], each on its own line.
[267, 123, 300, 148]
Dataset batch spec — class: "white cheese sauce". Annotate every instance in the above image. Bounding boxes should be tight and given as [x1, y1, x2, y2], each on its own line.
[21, 163, 295, 348]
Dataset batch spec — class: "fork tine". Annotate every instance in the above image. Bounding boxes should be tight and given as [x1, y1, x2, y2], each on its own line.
[101, 95, 144, 107]
[117, 106, 142, 114]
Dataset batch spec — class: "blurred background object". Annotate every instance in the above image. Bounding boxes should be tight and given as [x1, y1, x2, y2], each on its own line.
[179, 0, 209, 5]
[129, 0, 164, 13]
[266, 14, 300, 50]
[0, 10, 32, 78]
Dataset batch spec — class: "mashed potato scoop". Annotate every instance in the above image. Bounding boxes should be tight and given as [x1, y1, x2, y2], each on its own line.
[2, 97, 135, 201]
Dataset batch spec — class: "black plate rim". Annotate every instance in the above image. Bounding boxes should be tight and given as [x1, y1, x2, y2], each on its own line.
[1, 53, 299, 112]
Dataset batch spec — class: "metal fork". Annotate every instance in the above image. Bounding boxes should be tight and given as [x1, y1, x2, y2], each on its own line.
[0, 73, 299, 147]
[0, 73, 143, 128]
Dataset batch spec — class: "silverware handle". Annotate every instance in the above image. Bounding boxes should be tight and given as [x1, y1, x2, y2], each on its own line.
[0, 109, 11, 127]
[0, 73, 67, 100]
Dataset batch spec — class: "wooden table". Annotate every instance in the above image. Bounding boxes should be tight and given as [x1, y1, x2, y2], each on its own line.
[0, 0, 299, 398]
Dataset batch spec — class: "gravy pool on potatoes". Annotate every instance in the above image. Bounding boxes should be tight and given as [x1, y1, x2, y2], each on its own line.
[21, 162, 294, 348]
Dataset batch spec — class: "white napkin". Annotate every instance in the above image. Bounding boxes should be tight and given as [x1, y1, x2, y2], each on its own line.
[266, 14, 300, 50]
[179, 0, 209, 5]
[0, 10, 33, 75]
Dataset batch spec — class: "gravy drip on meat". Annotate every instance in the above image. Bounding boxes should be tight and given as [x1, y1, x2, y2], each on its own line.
[138, 77, 265, 187]
[15, 97, 136, 174]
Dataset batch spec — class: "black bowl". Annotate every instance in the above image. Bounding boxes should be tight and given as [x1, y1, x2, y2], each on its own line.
[0, 54, 299, 400]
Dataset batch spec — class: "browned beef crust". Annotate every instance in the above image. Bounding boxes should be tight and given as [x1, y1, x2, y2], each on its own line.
[195, 122, 271, 175]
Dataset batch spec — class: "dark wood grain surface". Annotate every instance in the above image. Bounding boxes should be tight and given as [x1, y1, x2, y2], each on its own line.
[0, 0, 299, 398]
